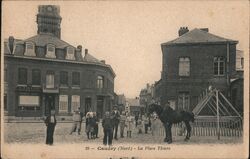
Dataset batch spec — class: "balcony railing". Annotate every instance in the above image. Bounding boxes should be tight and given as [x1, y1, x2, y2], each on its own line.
[42, 84, 59, 93]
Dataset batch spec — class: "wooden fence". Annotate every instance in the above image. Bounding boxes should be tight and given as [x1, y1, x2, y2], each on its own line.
[158, 116, 243, 137]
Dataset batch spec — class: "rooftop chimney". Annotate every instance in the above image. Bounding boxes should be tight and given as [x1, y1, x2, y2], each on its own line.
[77, 45, 82, 52]
[85, 49, 88, 55]
[199, 28, 209, 32]
[100, 60, 106, 64]
[8, 36, 14, 54]
[178, 27, 189, 36]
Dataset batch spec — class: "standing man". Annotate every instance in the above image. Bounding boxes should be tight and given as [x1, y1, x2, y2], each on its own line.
[135, 112, 139, 127]
[79, 107, 84, 134]
[102, 111, 114, 145]
[93, 112, 99, 138]
[111, 106, 120, 140]
[45, 109, 57, 145]
[70, 107, 81, 135]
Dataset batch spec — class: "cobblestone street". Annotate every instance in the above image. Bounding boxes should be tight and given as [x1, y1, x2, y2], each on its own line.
[4, 122, 242, 145]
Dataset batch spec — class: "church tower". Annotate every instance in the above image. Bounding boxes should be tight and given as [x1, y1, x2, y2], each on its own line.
[36, 5, 62, 38]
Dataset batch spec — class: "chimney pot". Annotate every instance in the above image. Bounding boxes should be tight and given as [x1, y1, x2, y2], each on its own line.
[178, 27, 189, 36]
[77, 45, 82, 51]
[85, 49, 88, 55]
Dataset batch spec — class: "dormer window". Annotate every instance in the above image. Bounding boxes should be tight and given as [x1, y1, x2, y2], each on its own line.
[66, 47, 75, 60]
[24, 42, 36, 56]
[46, 44, 56, 58]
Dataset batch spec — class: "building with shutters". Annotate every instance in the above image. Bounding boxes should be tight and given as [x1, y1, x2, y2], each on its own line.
[3, 5, 115, 119]
[161, 27, 240, 112]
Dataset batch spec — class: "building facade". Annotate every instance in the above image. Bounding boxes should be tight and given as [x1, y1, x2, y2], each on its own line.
[161, 27, 240, 112]
[4, 5, 115, 119]
[126, 97, 142, 116]
[139, 83, 154, 114]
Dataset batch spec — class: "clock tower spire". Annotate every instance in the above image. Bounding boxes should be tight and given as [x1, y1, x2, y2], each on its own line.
[36, 5, 62, 38]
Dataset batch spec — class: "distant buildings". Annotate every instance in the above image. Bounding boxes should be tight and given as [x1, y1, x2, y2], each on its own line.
[139, 83, 154, 114]
[4, 5, 115, 118]
[126, 97, 142, 116]
[116, 94, 126, 112]
[159, 27, 243, 113]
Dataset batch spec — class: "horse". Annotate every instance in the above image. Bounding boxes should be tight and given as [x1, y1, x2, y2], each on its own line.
[148, 103, 195, 144]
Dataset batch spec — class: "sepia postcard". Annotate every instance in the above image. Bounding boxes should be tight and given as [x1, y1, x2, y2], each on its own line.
[1, 1, 249, 159]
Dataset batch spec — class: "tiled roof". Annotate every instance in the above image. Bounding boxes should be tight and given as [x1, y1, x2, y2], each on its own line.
[22, 33, 73, 48]
[162, 28, 238, 45]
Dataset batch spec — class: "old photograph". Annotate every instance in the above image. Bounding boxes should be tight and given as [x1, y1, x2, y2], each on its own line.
[1, 1, 249, 159]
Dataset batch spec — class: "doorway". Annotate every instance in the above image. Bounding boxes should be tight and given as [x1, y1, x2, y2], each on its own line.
[85, 97, 92, 115]
[97, 96, 104, 119]
[45, 94, 55, 115]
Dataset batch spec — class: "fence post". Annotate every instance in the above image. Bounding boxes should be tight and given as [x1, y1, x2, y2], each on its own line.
[216, 90, 220, 140]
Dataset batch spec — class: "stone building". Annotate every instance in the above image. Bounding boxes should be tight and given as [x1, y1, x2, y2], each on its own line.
[4, 5, 115, 119]
[161, 27, 240, 111]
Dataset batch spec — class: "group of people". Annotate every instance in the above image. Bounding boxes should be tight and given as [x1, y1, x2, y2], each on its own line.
[43, 106, 158, 146]
[102, 106, 134, 145]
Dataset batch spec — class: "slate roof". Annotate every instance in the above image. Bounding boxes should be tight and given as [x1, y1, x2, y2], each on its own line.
[21, 33, 73, 48]
[83, 52, 102, 64]
[162, 28, 238, 46]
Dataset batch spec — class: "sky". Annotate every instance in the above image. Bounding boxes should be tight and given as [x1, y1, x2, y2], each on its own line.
[2, 1, 249, 98]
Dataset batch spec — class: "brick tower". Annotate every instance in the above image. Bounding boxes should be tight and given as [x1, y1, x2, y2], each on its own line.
[36, 5, 62, 38]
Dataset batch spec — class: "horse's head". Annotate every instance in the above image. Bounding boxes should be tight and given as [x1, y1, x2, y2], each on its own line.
[148, 103, 162, 115]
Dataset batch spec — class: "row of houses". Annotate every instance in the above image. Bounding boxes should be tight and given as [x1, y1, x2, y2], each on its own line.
[140, 27, 244, 115]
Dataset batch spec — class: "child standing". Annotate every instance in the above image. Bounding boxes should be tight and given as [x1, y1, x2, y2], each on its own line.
[126, 113, 133, 138]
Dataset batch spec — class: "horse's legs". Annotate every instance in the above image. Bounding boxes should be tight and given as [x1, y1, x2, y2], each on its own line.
[184, 121, 191, 141]
[169, 123, 172, 143]
[164, 124, 168, 142]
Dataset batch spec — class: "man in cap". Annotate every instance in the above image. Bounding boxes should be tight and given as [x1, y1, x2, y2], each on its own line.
[111, 106, 120, 140]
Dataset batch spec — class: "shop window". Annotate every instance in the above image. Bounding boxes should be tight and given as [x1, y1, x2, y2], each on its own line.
[71, 95, 80, 112]
[18, 95, 40, 111]
[59, 95, 68, 112]
[18, 68, 27, 85]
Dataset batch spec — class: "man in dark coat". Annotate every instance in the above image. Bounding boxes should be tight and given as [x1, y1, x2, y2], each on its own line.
[102, 111, 114, 145]
[93, 112, 99, 138]
[111, 106, 120, 140]
[45, 110, 57, 145]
